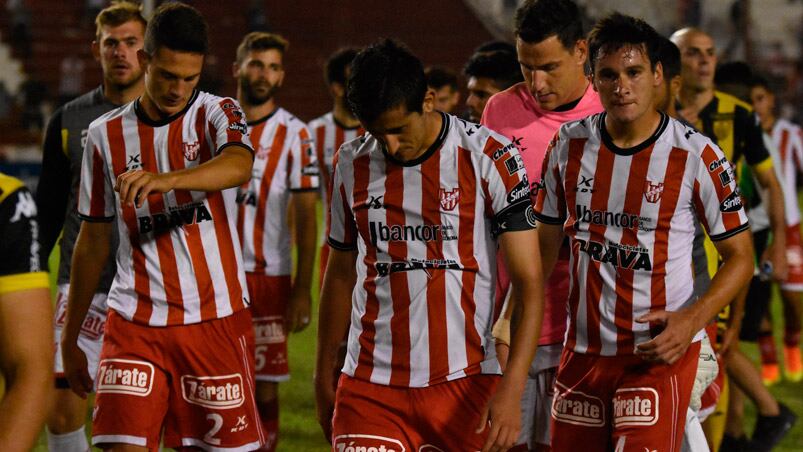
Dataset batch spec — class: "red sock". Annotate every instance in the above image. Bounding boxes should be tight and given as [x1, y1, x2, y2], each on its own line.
[758, 332, 778, 365]
[784, 329, 801, 348]
[258, 397, 279, 452]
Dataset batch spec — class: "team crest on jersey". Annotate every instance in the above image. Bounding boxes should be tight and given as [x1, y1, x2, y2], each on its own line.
[183, 141, 200, 161]
[643, 180, 664, 203]
[439, 188, 461, 211]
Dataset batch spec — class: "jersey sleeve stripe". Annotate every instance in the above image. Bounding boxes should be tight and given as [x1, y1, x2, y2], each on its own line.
[89, 146, 108, 218]
[700, 145, 743, 231]
[0, 271, 49, 294]
[297, 127, 317, 190]
[709, 223, 750, 241]
[692, 180, 712, 234]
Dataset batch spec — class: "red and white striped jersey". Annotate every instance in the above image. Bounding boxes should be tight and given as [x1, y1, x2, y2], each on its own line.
[236, 108, 319, 275]
[770, 119, 803, 226]
[535, 113, 749, 356]
[78, 91, 252, 327]
[328, 113, 535, 387]
[308, 112, 363, 244]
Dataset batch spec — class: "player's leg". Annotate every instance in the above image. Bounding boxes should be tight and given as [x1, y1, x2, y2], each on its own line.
[46, 390, 89, 452]
[780, 224, 803, 381]
[611, 342, 700, 452]
[247, 273, 291, 451]
[757, 315, 780, 385]
[331, 375, 416, 452]
[161, 308, 264, 451]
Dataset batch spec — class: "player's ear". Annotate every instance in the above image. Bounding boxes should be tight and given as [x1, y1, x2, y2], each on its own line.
[422, 88, 436, 113]
[232, 61, 240, 78]
[91, 40, 101, 62]
[574, 39, 588, 65]
[137, 49, 150, 71]
[330, 82, 345, 98]
[654, 61, 664, 88]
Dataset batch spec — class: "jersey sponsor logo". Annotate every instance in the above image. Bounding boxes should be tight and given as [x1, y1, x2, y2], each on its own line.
[183, 141, 200, 161]
[222, 102, 238, 111]
[576, 175, 595, 193]
[551, 382, 605, 427]
[375, 258, 462, 277]
[613, 387, 659, 427]
[96, 359, 154, 396]
[491, 142, 517, 160]
[10, 190, 36, 222]
[181, 374, 245, 409]
[574, 238, 652, 271]
[509, 135, 527, 154]
[719, 167, 734, 187]
[228, 121, 247, 135]
[368, 221, 457, 246]
[643, 181, 664, 204]
[125, 154, 142, 171]
[504, 154, 524, 175]
[302, 162, 320, 177]
[526, 204, 537, 227]
[367, 196, 385, 210]
[56, 304, 105, 340]
[334, 434, 405, 452]
[720, 190, 743, 213]
[575, 205, 653, 232]
[236, 190, 257, 206]
[137, 202, 213, 233]
[708, 156, 727, 172]
[253, 316, 285, 345]
[507, 178, 530, 204]
[439, 187, 460, 211]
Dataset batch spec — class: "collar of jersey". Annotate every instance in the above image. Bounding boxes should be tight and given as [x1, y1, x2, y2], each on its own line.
[247, 107, 279, 126]
[599, 111, 669, 156]
[134, 90, 199, 127]
[332, 114, 362, 131]
[381, 111, 449, 167]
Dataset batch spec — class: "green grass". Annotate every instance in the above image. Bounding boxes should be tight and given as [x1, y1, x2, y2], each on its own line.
[34, 216, 803, 451]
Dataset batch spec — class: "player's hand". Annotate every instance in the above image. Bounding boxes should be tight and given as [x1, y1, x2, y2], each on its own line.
[286, 288, 312, 333]
[313, 371, 336, 443]
[61, 340, 93, 399]
[115, 170, 175, 208]
[635, 308, 697, 364]
[762, 242, 788, 282]
[477, 378, 522, 452]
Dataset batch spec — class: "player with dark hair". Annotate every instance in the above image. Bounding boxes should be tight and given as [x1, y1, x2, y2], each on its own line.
[233, 31, 319, 452]
[474, 40, 517, 56]
[35, 3, 146, 450]
[310, 47, 363, 287]
[463, 50, 523, 122]
[536, 13, 753, 450]
[315, 38, 544, 452]
[750, 75, 803, 384]
[61, 3, 264, 450]
[0, 172, 53, 452]
[425, 66, 460, 113]
[480, 1, 603, 449]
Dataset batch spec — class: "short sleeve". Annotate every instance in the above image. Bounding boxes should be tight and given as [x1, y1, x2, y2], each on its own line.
[209, 98, 253, 156]
[0, 185, 49, 294]
[693, 144, 750, 241]
[77, 127, 115, 222]
[533, 133, 566, 225]
[482, 135, 536, 236]
[740, 109, 772, 171]
[288, 125, 320, 191]
[327, 151, 357, 250]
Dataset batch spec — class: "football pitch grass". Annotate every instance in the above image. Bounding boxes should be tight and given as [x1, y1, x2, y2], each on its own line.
[35, 240, 803, 451]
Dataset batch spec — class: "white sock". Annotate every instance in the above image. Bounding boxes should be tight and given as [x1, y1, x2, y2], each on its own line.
[47, 426, 90, 452]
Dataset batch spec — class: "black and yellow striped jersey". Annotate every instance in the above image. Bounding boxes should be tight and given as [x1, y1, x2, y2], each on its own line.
[0, 172, 48, 295]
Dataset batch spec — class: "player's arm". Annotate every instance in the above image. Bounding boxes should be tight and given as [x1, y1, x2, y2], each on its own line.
[636, 229, 754, 364]
[61, 220, 112, 398]
[35, 108, 70, 258]
[288, 190, 317, 332]
[116, 144, 254, 207]
[314, 247, 357, 443]
[752, 164, 787, 280]
[481, 227, 544, 452]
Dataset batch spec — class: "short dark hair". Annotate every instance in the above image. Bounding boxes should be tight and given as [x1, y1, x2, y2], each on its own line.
[515, 0, 584, 48]
[95, 1, 147, 42]
[749, 73, 772, 92]
[714, 61, 754, 101]
[587, 13, 661, 73]
[656, 36, 681, 80]
[347, 39, 427, 124]
[236, 32, 288, 65]
[474, 40, 516, 56]
[463, 51, 523, 91]
[144, 2, 208, 56]
[425, 66, 458, 90]
[325, 47, 359, 86]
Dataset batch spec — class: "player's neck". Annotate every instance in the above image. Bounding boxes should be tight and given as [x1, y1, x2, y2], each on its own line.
[332, 101, 360, 128]
[103, 78, 144, 106]
[605, 109, 662, 149]
[139, 93, 188, 122]
[761, 114, 777, 133]
[240, 96, 277, 123]
[678, 85, 713, 116]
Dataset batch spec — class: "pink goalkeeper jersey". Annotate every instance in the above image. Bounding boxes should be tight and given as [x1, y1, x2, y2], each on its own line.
[482, 81, 603, 345]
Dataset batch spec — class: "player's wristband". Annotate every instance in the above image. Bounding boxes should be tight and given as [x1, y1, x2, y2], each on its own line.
[492, 317, 511, 346]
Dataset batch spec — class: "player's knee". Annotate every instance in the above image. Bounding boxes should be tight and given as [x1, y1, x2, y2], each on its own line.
[46, 389, 88, 433]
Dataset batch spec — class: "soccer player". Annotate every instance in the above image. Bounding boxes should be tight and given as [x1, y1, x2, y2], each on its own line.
[233, 31, 318, 451]
[309, 47, 362, 286]
[35, 3, 146, 450]
[750, 75, 803, 383]
[480, 0, 603, 449]
[0, 172, 53, 452]
[426, 66, 461, 113]
[535, 14, 754, 450]
[314, 39, 544, 452]
[62, 4, 264, 450]
[464, 49, 523, 122]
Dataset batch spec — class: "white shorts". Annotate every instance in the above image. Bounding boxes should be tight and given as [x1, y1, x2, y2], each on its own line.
[517, 342, 563, 448]
[53, 284, 108, 384]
